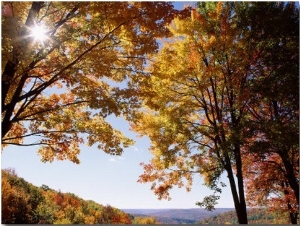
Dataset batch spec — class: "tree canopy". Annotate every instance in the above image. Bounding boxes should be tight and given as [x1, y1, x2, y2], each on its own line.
[1, 2, 189, 163]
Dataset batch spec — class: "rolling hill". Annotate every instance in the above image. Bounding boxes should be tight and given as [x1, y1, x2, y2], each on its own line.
[123, 208, 235, 224]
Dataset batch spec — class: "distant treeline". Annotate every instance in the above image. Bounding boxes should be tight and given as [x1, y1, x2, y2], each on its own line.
[1, 168, 155, 224]
[198, 208, 294, 224]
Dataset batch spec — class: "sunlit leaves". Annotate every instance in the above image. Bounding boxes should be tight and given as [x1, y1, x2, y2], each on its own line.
[132, 4, 270, 221]
[2, 2, 182, 163]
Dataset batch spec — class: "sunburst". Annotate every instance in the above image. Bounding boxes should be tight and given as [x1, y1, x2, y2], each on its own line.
[29, 23, 49, 44]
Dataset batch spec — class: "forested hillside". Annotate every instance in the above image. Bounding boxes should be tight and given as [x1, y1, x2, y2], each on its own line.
[1, 168, 154, 224]
[198, 208, 294, 224]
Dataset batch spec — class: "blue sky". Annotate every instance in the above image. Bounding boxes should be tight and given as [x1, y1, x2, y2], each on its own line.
[1, 2, 235, 209]
[2, 116, 234, 209]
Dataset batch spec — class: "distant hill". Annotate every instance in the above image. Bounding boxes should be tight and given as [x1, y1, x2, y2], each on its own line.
[123, 208, 235, 224]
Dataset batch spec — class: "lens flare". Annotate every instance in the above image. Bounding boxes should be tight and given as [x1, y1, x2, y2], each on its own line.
[30, 24, 48, 43]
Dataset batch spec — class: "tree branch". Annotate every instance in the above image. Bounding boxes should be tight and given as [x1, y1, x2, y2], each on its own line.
[2, 129, 79, 142]
[13, 100, 89, 122]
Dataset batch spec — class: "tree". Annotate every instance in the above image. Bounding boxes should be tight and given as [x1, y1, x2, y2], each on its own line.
[1, 2, 189, 163]
[33, 200, 58, 224]
[133, 2, 254, 223]
[133, 216, 157, 224]
[239, 2, 299, 223]
[132, 2, 298, 224]
[2, 176, 31, 223]
[2, 169, 44, 223]
[97, 205, 122, 224]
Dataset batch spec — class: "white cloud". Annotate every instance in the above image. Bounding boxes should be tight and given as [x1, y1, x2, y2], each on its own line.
[109, 156, 125, 162]
[132, 146, 140, 152]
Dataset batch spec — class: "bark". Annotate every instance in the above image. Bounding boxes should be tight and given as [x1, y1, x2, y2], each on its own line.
[2, 61, 18, 113]
[280, 151, 299, 204]
[289, 212, 298, 224]
[224, 153, 248, 224]
[2, 74, 28, 139]
[234, 144, 248, 224]
[283, 184, 299, 224]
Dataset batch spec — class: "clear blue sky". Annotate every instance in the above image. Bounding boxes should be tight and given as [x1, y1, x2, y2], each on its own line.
[2, 116, 234, 209]
[1, 2, 235, 210]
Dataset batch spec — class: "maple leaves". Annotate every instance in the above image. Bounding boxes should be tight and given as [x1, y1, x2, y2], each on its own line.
[1, 2, 183, 163]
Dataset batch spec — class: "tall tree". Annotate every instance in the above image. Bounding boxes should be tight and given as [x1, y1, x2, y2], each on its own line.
[132, 2, 298, 224]
[1, 2, 188, 163]
[133, 2, 253, 223]
[239, 2, 299, 224]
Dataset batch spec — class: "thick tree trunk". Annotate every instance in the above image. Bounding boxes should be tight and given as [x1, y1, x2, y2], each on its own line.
[287, 192, 298, 224]
[224, 153, 248, 224]
[2, 61, 18, 113]
[234, 143, 248, 224]
[289, 212, 298, 224]
[280, 151, 299, 204]
[2, 74, 28, 139]
[2, 59, 19, 139]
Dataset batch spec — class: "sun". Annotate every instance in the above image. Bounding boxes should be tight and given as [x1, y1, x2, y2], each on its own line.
[30, 24, 49, 43]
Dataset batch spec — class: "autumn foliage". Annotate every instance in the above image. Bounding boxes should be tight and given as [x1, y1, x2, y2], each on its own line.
[1, 2, 189, 163]
[1, 168, 137, 224]
[1, 2, 299, 225]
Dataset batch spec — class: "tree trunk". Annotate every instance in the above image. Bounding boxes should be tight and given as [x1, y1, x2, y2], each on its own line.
[234, 143, 248, 224]
[224, 153, 248, 224]
[2, 74, 28, 139]
[289, 212, 298, 224]
[280, 151, 299, 204]
[2, 61, 18, 113]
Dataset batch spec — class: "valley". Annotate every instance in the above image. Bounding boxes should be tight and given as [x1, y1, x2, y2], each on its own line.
[123, 208, 235, 224]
